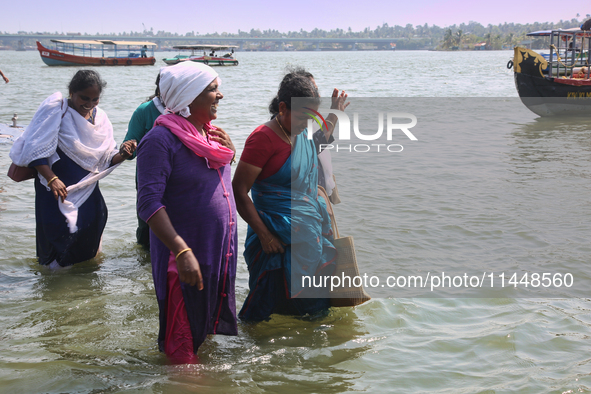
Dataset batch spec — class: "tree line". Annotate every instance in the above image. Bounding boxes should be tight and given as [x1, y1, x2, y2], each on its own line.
[4, 18, 588, 50]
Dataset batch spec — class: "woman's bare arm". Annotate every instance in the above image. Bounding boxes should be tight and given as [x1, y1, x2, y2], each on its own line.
[232, 160, 285, 254]
[147, 208, 203, 289]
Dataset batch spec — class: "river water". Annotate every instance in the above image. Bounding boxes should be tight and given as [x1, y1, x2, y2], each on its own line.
[1, 50, 591, 393]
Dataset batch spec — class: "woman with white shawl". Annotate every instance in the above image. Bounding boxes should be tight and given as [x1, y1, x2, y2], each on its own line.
[9, 70, 136, 268]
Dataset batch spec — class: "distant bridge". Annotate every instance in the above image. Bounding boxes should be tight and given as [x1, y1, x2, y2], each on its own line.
[0, 34, 408, 50]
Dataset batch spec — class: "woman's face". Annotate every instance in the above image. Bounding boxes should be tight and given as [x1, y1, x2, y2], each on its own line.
[70, 85, 101, 118]
[284, 105, 317, 136]
[188, 79, 223, 124]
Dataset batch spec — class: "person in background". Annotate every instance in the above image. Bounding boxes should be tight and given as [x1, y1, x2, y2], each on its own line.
[137, 62, 237, 363]
[123, 73, 166, 249]
[233, 71, 337, 322]
[0, 69, 8, 83]
[9, 70, 136, 268]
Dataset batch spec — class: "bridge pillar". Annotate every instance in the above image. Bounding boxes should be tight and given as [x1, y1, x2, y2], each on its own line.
[316, 41, 321, 51]
[351, 42, 357, 51]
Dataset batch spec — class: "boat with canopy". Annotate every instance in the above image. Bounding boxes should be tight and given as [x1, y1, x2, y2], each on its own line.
[510, 28, 591, 116]
[37, 40, 157, 66]
[162, 45, 239, 66]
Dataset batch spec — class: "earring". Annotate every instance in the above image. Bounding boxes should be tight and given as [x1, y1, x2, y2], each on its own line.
[280, 112, 283, 116]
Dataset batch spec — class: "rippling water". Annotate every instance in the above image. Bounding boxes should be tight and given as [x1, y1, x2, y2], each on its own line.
[1, 50, 591, 393]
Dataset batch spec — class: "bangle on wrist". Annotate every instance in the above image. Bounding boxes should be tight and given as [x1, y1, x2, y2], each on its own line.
[175, 248, 192, 260]
[47, 176, 59, 186]
[325, 119, 335, 129]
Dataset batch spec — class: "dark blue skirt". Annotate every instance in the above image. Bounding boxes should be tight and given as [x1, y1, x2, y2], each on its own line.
[239, 267, 330, 322]
[34, 148, 107, 267]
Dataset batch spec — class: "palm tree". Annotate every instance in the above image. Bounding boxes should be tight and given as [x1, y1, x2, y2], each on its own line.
[455, 29, 464, 50]
[484, 32, 492, 49]
[505, 33, 515, 49]
[495, 34, 502, 49]
[442, 28, 453, 49]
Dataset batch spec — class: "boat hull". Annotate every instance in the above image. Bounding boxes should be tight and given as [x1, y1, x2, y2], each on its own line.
[37, 42, 156, 66]
[162, 55, 238, 66]
[514, 72, 591, 116]
[513, 46, 591, 116]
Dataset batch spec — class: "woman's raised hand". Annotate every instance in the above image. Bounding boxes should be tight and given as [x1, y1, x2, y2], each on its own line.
[209, 126, 236, 154]
[176, 250, 204, 290]
[331, 88, 350, 112]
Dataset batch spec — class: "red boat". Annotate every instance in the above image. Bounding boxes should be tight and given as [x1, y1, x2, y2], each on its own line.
[37, 40, 157, 66]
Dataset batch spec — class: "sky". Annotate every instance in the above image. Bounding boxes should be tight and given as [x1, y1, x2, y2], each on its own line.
[3, 0, 588, 35]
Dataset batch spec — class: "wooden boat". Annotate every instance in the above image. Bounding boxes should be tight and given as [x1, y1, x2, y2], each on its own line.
[37, 40, 157, 66]
[163, 45, 239, 66]
[511, 28, 591, 116]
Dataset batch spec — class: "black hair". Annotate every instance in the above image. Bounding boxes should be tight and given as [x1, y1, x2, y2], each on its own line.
[284, 65, 314, 80]
[146, 73, 161, 102]
[269, 69, 319, 116]
[68, 70, 106, 94]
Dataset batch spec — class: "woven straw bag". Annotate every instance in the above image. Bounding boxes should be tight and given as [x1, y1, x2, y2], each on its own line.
[318, 186, 371, 307]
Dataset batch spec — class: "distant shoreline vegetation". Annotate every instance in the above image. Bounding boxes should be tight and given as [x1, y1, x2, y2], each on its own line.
[2, 18, 587, 51]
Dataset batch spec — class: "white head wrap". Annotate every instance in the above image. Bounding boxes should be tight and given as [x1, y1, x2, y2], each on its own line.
[158, 62, 221, 118]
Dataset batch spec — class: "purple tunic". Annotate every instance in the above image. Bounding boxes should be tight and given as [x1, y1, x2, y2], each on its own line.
[136, 125, 237, 353]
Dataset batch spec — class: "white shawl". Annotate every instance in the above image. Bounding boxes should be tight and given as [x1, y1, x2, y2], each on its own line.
[10, 92, 119, 233]
[152, 96, 166, 114]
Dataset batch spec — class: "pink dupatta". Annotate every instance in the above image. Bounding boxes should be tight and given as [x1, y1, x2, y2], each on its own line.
[154, 114, 234, 170]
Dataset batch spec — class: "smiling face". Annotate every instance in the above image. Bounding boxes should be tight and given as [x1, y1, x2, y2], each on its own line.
[187, 79, 223, 127]
[69, 84, 101, 118]
[280, 101, 318, 135]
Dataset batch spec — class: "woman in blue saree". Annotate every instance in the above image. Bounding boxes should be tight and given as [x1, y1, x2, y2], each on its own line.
[233, 72, 337, 321]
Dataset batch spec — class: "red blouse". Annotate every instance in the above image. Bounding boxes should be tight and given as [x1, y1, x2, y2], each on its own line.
[240, 124, 291, 180]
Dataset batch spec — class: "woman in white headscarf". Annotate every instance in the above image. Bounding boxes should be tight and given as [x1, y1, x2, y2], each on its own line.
[136, 62, 237, 363]
[9, 70, 136, 268]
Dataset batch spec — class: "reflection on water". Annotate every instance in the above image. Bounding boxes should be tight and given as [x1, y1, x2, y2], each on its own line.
[509, 117, 591, 171]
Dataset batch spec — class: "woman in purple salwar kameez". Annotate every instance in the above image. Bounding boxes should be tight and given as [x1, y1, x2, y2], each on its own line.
[136, 62, 237, 363]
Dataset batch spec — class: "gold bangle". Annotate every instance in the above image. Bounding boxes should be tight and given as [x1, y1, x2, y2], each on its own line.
[325, 119, 335, 129]
[175, 248, 192, 260]
[267, 238, 274, 245]
[47, 176, 59, 186]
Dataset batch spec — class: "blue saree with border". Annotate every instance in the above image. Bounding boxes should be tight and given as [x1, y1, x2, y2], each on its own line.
[239, 130, 336, 322]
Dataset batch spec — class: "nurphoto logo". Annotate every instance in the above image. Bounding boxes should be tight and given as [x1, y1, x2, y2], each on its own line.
[308, 110, 418, 153]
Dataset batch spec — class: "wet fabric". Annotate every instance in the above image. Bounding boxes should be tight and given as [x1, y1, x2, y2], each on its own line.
[165, 253, 199, 364]
[137, 125, 237, 354]
[239, 129, 336, 322]
[34, 148, 107, 267]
